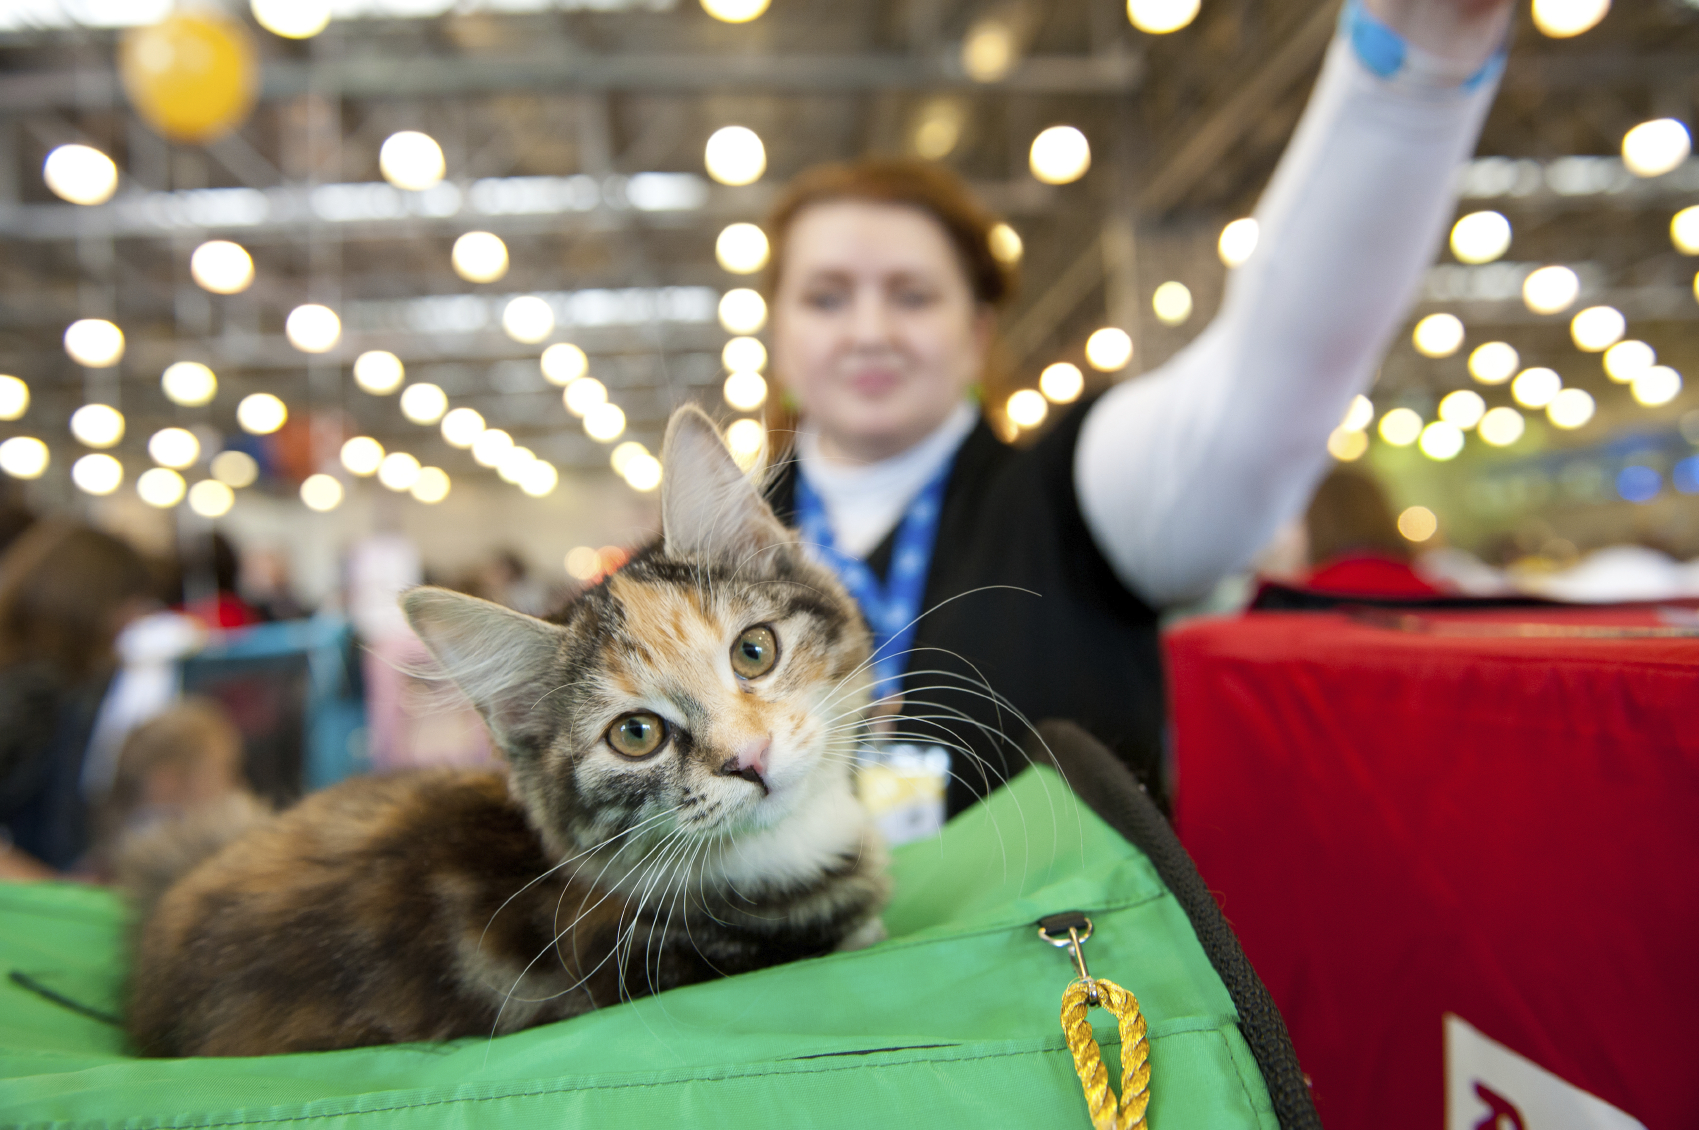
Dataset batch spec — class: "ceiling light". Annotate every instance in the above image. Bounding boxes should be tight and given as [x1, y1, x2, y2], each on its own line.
[704, 126, 766, 187]
[379, 130, 445, 192]
[210, 450, 258, 488]
[724, 372, 768, 411]
[701, 0, 769, 23]
[1397, 506, 1437, 542]
[300, 473, 343, 511]
[1326, 428, 1369, 461]
[340, 436, 384, 476]
[451, 231, 508, 283]
[961, 18, 1017, 82]
[1127, 0, 1200, 33]
[1029, 126, 1090, 185]
[1006, 389, 1047, 428]
[411, 466, 450, 503]
[1340, 394, 1374, 432]
[471, 428, 513, 467]
[1671, 205, 1699, 255]
[441, 407, 485, 448]
[1152, 281, 1193, 326]
[725, 418, 765, 470]
[497, 446, 536, 484]
[399, 382, 448, 425]
[1531, 0, 1609, 37]
[353, 350, 405, 395]
[0, 376, 28, 421]
[162, 361, 217, 406]
[1418, 421, 1464, 460]
[1570, 306, 1625, 352]
[716, 223, 770, 274]
[1511, 367, 1561, 409]
[148, 427, 199, 469]
[584, 402, 626, 442]
[378, 452, 421, 492]
[722, 337, 767, 373]
[237, 392, 287, 435]
[1631, 366, 1681, 407]
[1450, 211, 1511, 264]
[1412, 313, 1465, 358]
[502, 295, 555, 343]
[913, 101, 964, 160]
[1603, 340, 1654, 383]
[988, 222, 1023, 265]
[623, 452, 663, 491]
[1040, 362, 1084, 404]
[0, 437, 48, 480]
[72, 453, 123, 496]
[1378, 407, 1422, 446]
[564, 377, 608, 417]
[285, 304, 341, 353]
[188, 478, 235, 517]
[1084, 327, 1133, 372]
[719, 289, 767, 334]
[43, 145, 118, 205]
[137, 467, 185, 509]
[251, 0, 329, 38]
[1477, 407, 1525, 447]
[71, 403, 124, 448]
[1438, 389, 1485, 430]
[190, 240, 254, 294]
[1522, 266, 1579, 315]
[519, 460, 558, 498]
[64, 319, 124, 367]
[1547, 387, 1595, 429]
[1468, 342, 1518, 385]
[1621, 119, 1691, 179]
[1218, 218, 1258, 268]
[611, 442, 650, 476]
[541, 343, 588, 386]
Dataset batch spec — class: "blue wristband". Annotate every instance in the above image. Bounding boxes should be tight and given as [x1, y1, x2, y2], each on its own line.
[1340, 0, 1506, 92]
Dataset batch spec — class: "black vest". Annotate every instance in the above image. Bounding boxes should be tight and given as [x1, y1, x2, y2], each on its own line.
[767, 399, 1166, 816]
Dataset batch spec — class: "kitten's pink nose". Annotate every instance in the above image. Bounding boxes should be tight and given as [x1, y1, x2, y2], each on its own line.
[720, 736, 771, 794]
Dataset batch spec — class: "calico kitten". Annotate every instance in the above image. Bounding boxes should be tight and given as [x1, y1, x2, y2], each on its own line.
[125, 406, 889, 1057]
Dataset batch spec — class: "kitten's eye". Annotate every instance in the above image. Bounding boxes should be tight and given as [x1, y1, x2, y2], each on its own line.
[606, 712, 667, 759]
[730, 625, 778, 679]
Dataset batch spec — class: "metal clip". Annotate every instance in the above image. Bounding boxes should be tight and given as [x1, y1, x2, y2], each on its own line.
[1038, 911, 1098, 1006]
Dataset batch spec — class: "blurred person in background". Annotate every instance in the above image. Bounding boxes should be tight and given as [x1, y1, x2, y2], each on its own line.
[241, 546, 309, 622]
[759, 0, 1512, 814]
[1301, 468, 1441, 597]
[176, 531, 262, 631]
[0, 521, 156, 875]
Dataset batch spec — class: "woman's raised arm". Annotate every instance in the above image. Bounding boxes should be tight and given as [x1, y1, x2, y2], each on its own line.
[1074, 0, 1512, 606]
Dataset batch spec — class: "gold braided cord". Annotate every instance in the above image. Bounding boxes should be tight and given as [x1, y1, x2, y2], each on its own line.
[1061, 978, 1151, 1130]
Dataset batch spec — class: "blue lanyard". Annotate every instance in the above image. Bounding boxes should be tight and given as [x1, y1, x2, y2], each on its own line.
[794, 461, 952, 701]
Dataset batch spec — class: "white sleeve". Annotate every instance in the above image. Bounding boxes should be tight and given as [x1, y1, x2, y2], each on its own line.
[1074, 35, 1499, 607]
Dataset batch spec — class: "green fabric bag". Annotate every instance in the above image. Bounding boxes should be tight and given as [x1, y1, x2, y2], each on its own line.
[0, 766, 1277, 1129]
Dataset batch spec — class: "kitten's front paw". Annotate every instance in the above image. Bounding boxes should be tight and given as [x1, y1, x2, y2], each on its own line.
[835, 916, 887, 951]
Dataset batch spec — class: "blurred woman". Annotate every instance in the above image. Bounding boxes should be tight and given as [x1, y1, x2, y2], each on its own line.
[759, 0, 1513, 813]
[0, 521, 155, 873]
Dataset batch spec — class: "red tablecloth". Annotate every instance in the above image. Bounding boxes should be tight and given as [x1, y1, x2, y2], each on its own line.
[1167, 606, 1699, 1130]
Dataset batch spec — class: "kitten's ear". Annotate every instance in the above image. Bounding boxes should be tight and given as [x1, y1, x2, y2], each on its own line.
[402, 586, 562, 756]
[660, 404, 790, 563]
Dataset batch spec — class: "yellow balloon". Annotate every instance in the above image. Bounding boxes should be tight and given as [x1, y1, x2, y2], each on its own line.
[120, 13, 258, 145]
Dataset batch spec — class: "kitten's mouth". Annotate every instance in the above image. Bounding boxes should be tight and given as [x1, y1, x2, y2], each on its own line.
[723, 764, 770, 796]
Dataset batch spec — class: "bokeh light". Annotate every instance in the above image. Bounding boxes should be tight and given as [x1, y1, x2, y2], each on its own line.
[1531, 0, 1609, 37]
[723, 371, 768, 411]
[1522, 266, 1580, 315]
[162, 361, 217, 406]
[137, 467, 186, 508]
[564, 376, 608, 417]
[70, 403, 124, 448]
[496, 446, 535, 485]
[611, 441, 650, 476]
[1632, 365, 1681, 407]
[188, 478, 235, 517]
[210, 449, 258, 487]
[1413, 313, 1465, 358]
[1419, 421, 1464, 460]
[251, 0, 329, 38]
[0, 437, 49, 480]
[441, 407, 485, 448]
[285, 304, 340, 353]
[1469, 342, 1519, 385]
[148, 427, 199, 469]
[1397, 505, 1438, 542]
[541, 343, 588, 386]
[1040, 362, 1084, 404]
[502, 295, 555, 344]
[1570, 305, 1625, 352]
[236, 392, 287, 435]
[378, 452, 422, 492]
[1621, 118, 1691, 179]
[1603, 340, 1655, 383]
[471, 428, 514, 467]
[623, 452, 663, 491]
[451, 231, 508, 283]
[704, 126, 766, 186]
[300, 473, 343, 511]
[412, 466, 451, 503]
[718, 289, 767, 334]
[340, 436, 384, 476]
[1084, 327, 1133, 372]
[1617, 465, 1661, 504]
[379, 130, 445, 192]
[1340, 394, 1374, 433]
[988, 223, 1023, 264]
[1029, 126, 1091, 185]
[1326, 428, 1369, 461]
[0, 376, 28, 421]
[716, 223, 770, 274]
[1449, 211, 1511, 264]
[1006, 389, 1048, 428]
[725, 418, 765, 471]
[64, 319, 124, 367]
[584, 402, 626, 442]
[1511, 367, 1562, 409]
[519, 460, 558, 498]
[1673, 206, 1699, 255]
[1127, 0, 1200, 34]
[1478, 406, 1526, 447]
[353, 350, 405, 395]
[399, 382, 448, 425]
[190, 240, 254, 294]
[722, 337, 767, 373]
[961, 19, 1016, 83]
[1378, 407, 1422, 446]
[1218, 218, 1258, 268]
[1152, 281, 1193, 326]
[43, 145, 118, 206]
[1438, 389, 1486, 430]
[72, 453, 123, 496]
[1547, 387, 1596, 429]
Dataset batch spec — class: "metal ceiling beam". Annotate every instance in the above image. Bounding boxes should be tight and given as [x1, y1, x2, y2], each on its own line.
[0, 52, 1142, 112]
